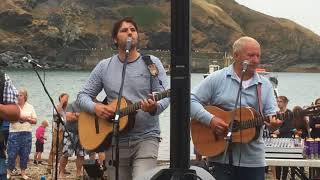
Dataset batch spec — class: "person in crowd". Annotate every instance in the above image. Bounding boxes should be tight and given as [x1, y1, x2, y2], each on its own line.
[309, 98, 320, 177]
[273, 96, 294, 180]
[34, 119, 49, 165]
[190, 36, 282, 180]
[88, 143, 107, 174]
[7, 88, 37, 180]
[0, 72, 20, 180]
[46, 93, 69, 174]
[310, 98, 320, 138]
[194, 148, 202, 161]
[1, 120, 9, 147]
[77, 17, 170, 180]
[58, 100, 85, 179]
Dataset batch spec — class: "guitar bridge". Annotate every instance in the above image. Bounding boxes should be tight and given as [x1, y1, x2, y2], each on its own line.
[95, 116, 99, 134]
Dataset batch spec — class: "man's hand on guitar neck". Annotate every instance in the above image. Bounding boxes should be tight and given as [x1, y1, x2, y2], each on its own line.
[210, 116, 228, 136]
[140, 95, 157, 115]
[94, 103, 115, 119]
[264, 116, 283, 129]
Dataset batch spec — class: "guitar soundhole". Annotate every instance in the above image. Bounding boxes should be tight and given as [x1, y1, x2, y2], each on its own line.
[232, 122, 240, 132]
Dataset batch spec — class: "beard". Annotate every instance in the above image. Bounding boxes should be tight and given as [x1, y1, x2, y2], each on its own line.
[118, 39, 137, 51]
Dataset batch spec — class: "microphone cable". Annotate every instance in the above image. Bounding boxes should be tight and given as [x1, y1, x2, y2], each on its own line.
[238, 92, 243, 167]
[43, 68, 46, 85]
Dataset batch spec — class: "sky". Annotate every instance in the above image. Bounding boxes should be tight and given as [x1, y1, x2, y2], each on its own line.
[235, 0, 320, 35]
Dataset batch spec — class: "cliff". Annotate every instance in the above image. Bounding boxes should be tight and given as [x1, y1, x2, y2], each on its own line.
[0, 0, 319, 72]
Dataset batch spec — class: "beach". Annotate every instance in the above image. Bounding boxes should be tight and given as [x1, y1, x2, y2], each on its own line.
[8, 159, 280, 180]
[8, 159, 79, 180]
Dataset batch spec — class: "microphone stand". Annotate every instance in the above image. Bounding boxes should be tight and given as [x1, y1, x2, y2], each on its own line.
[111, 51, 130, 180]
[223, 66, 247, 173]
[30, 64, 74, 180]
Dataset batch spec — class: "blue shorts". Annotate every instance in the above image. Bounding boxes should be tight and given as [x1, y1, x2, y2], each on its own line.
[0, 158, 6, 176]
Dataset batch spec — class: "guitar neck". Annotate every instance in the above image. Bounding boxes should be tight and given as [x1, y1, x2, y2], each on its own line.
[239, 107, 320, 130]
[120, 90, 170, 117]
[239, 116, 266, 129]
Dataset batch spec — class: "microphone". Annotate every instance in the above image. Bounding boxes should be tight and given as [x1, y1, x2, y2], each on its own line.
[22, 55, 43, 68]
[242, 60, 249, 72]
[125, 37, 132, 55]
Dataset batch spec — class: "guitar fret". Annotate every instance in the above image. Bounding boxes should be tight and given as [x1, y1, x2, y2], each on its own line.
[119, 90, 169, 118]
[240, 116, 266, 129]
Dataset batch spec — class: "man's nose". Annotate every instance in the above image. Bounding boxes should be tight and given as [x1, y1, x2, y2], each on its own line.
[250, 56, 259, 63]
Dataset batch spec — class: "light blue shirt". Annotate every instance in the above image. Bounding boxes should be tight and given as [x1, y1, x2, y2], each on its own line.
[191, 64, 277, 167]
[77, 54, 170, 140]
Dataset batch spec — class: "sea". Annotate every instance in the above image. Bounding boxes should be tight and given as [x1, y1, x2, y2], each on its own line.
[5, 70, 320, 160]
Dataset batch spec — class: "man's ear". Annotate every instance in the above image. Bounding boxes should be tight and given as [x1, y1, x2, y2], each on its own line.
[233, 52, 240, 60]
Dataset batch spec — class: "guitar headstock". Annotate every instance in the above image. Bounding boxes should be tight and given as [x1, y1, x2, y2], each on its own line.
[152, 89, 170, 102]
[164, 89, 170, 97]
[157, 89, 170, 98]
[303, 104, 320, 116]
[292, 105, 320, 129]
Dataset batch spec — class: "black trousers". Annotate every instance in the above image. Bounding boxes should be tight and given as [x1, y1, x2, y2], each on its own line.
[212, 163, 265, 180]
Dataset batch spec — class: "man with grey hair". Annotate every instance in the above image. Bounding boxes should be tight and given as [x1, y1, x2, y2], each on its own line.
[191, 36, 281, 180]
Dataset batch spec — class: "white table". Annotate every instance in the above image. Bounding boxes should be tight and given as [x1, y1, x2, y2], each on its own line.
[266, 159, 320, 179]
[266, 158, 320, 167]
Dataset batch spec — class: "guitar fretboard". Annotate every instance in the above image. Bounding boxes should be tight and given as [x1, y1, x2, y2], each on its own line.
[236, 106, 320, 130]
[120, 90, 170, 117]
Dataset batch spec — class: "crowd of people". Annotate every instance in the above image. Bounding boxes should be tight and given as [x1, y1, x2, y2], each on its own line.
[0, 16, 319, 180]
[266, 96, 320, 180]
[1, 90, 108, 179]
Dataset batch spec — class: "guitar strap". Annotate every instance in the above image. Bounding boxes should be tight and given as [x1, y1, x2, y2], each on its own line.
[141, 55, 159, 77]
[256, 83, 263, 116]
[257, 82, 271, 138]
[142, 55, 159, 93]
[256, 82, 271, 137]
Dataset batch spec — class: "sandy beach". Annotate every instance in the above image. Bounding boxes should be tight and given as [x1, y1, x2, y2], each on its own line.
[8, 159, 81, 180]
[8, 159, 278, 180]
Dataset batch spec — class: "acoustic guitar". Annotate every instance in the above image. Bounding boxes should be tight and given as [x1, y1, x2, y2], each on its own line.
[78, 89, 170, 150]
[191, 105, 320, 157]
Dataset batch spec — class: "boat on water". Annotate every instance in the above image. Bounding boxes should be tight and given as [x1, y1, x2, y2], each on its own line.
[256, 68, 269, 76]
[203, 61, 220, 78]
[203, 61, 279, 97]
[203, 53, 232, 78]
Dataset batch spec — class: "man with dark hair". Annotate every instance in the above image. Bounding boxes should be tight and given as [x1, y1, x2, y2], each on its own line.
[77, 17, 170, 180]
[0, 72, 20, 179]
[310, 98, 320, 138]
[191, 36, 281, 180]
[274, 96, 294, 180]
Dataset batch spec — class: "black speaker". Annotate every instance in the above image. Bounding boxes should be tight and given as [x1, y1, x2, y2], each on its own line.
[83, 159, 104, 178]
